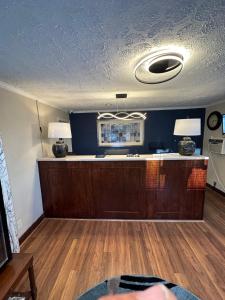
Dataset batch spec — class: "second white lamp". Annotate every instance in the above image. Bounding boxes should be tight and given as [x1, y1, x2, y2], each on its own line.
[48, 122, 72, 157]
[174, 119, 201, 156]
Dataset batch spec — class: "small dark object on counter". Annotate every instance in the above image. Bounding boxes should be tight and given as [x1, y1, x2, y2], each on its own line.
[95, 154, 105, 158]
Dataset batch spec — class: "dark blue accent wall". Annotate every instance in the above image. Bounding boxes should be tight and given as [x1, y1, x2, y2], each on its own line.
[69, 108, 205, 155]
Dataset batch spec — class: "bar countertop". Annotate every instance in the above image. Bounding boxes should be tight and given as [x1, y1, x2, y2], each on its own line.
[38, 153, 209, 162]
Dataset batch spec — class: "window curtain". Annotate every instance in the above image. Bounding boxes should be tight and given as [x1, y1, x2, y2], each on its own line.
[0, 136, 20, 253]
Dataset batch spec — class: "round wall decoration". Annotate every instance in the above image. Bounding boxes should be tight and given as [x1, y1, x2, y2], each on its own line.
[207, 111, 222, 130]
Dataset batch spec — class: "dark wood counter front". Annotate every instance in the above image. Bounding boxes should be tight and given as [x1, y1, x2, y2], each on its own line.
[38, 159, 208, 220]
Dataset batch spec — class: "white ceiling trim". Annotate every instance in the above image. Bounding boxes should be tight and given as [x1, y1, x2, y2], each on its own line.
[0, 80, 38, 101]
[1, 78, 224, 114]
[71, 105, 207, 114]
[0, 80, 67, 111]
[204, 98, 225, 108]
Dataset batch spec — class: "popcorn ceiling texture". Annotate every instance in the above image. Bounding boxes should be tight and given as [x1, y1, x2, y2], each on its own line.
[0, 0, 225, 111]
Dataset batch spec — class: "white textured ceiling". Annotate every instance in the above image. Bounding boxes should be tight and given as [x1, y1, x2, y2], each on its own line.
[1, 0, 225, 111]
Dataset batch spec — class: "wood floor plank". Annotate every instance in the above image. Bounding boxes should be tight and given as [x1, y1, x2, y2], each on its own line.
[20, 189, 225, 300]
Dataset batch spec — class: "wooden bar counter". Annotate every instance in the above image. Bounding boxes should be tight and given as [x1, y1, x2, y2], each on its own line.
[38, 154, 208, 220]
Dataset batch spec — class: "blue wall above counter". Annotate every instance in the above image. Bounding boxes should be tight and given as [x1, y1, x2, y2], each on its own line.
[69, 108, 205, 155]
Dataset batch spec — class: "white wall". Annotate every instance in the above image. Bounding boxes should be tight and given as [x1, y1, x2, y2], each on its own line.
[0, 87, 70, 237]
[37, 102, 72, 157]
[203, 101, 225, 192]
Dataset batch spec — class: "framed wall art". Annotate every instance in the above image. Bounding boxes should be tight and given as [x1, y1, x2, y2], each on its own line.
[97, 119, 144, 147]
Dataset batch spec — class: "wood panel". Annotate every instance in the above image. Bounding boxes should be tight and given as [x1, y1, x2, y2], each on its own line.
[144, 160, 159, 189]
[143, 161, 159, 218]
[155, 161, 188, 219]
[39, 162, 70, 217]
[39, 162, 93, 218]
[68, 167, 93, 218]
[38, 159, 208, 220]
[18, 189, 225, 300]
[154, 160, 207, 219]
[181, 190, 205, 219]
[92, 163, 145, 218]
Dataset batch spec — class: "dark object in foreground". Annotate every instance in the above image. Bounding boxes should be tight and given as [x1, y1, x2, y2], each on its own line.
[77, 275, 200, 300]
[0, 253, 37, 300]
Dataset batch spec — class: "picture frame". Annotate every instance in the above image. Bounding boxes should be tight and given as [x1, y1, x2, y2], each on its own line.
[97, 119, 144, 147]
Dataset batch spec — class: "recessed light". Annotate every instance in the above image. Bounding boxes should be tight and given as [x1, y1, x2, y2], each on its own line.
[135, 49, 184, 84]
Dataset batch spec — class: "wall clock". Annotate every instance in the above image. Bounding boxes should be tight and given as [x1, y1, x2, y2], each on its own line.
[207, 111, 222, 130]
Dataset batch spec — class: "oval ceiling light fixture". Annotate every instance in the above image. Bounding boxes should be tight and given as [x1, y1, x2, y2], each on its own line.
[135, 49, 184, 84]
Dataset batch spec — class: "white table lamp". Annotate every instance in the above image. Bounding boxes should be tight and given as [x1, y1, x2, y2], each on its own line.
[48, 122, 72, 157]
[174, 119, 201, 155]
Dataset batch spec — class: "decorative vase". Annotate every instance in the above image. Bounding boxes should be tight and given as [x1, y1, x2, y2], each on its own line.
[52, 139, 68, 158]
[178, 137, 196, 156]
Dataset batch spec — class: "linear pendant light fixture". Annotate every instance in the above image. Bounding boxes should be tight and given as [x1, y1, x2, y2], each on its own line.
[97, 111, 147, 120]
[97, 94, 147, 120]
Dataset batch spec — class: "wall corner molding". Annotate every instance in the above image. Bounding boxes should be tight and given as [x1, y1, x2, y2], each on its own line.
[0, 80, 68, 112]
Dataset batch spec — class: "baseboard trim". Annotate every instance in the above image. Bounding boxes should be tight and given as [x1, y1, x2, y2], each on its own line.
[206, 183, 225, 197]
[19, 214, 44, 245]
[45, 217, 204, 223]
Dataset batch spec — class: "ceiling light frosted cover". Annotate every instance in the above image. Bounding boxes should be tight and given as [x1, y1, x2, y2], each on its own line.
[135, 50, 184, 84]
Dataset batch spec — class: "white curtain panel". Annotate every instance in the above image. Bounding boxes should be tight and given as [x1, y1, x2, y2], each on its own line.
[0, 136, 20, 253]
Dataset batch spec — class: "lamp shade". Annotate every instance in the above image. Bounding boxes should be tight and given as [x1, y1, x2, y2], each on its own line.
[48, 122, 72, 139]
[174, 119, 201, 136]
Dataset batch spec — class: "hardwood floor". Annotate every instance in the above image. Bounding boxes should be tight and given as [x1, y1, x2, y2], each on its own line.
[20, 189, 225, 300]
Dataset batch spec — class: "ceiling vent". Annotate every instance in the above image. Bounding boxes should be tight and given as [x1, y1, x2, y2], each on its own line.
[135, 50, 184, 84]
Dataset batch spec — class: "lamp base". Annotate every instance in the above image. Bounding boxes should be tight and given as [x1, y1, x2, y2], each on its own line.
[52, 139, 68, 158]
[178, 137, 196, 156]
